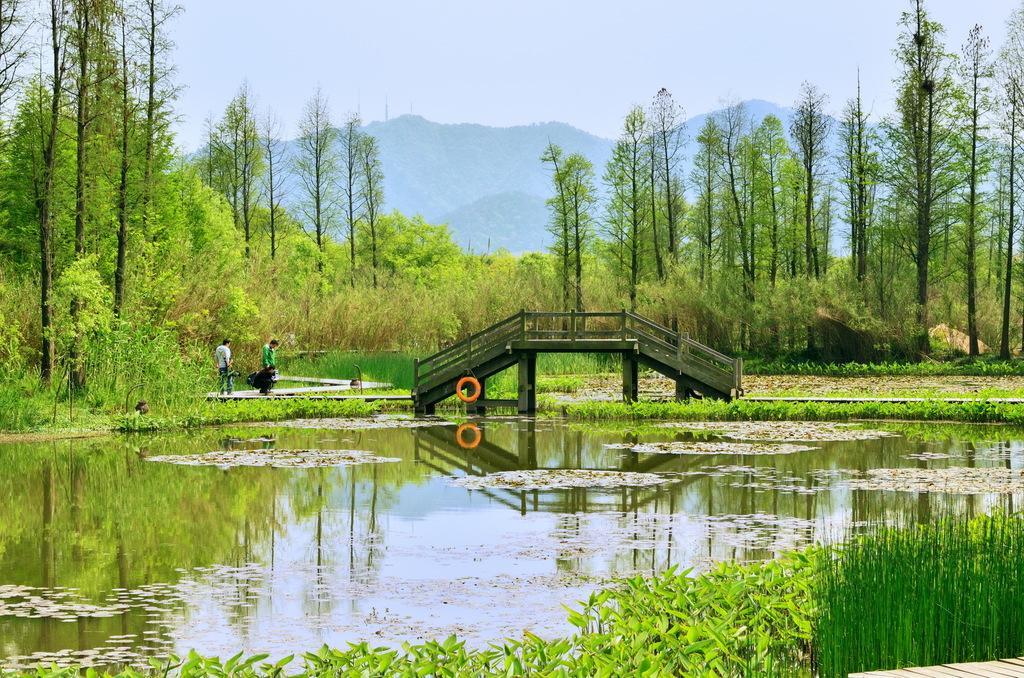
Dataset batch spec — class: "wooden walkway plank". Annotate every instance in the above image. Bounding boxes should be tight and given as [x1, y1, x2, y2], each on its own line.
[856, 661, 1024, 677]
[902, 667, 978, 677]
[941, 662, 1024, 677]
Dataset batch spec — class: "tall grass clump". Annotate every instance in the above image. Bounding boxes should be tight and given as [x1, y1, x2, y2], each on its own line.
[815, 514, 1024, 677]
[289, 351, 417, 390]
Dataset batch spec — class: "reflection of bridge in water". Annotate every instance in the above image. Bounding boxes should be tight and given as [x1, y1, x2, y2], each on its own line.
[413, 421, 700, 515]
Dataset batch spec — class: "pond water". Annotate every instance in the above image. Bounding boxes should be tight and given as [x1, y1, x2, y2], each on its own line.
[0, 417, 1022, 670]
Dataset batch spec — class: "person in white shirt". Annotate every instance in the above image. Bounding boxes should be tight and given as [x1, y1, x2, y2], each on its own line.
[214, 339, 234, 394]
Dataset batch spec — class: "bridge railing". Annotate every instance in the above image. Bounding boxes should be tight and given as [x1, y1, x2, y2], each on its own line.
[414, 311, 525, 390]
[524, 311, 629, 341]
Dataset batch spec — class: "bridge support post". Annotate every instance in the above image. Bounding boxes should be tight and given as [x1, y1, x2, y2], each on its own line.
[675, 378, 688, 402]
[623, 354, 639, 403]
[468, 378, 487, 415]
[517, 353, 536, 414]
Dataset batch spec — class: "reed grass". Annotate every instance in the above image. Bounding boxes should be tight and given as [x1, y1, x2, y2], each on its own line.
[746, 357, 1024, 377]
[289, 350, 616, 393]
[815, 514, 1024, 677]
[565, 398, 1024, 425]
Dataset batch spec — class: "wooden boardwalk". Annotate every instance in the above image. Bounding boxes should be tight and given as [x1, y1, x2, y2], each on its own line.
[206, 377, 402, 401]
[852, 658, 1024, 677]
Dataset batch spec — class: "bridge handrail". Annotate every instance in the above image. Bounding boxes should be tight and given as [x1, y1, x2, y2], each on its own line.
[415, 312, 525, 387]
[418, 311, 523, 365]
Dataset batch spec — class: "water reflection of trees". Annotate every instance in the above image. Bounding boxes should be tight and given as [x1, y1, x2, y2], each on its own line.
[416, 421, 1023, 573]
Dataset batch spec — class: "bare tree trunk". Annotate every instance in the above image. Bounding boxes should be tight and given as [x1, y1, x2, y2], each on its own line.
[114, 14, 131, 316]
[142, 0, 157, 233]
[38, 0, 65, 383]
[71, 0, 91, 391]
[1001, 88, 1017, 359]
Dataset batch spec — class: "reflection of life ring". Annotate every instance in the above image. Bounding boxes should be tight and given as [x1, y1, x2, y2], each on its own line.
[455, 423, 482, 449]
[456, 376, 482, 403]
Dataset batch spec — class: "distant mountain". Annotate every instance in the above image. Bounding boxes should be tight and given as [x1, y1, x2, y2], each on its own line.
[437, 191, 549, 252]
[362, 115, 613, 252]
[279, 100, 828, 253]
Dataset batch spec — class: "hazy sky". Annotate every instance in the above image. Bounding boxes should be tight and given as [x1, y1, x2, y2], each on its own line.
[172, 0, 1018, 149]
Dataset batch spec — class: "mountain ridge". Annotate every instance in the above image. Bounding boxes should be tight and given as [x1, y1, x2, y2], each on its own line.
[282, 100, 804, 252]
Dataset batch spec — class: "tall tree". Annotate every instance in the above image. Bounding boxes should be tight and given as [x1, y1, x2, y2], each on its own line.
[720, 102, 754, 306]
[886, 0, 959, 354]
[220, 84, 261, 256]
[1000, 7, 1024, 358]
[542, 142, 572, 309]
[960, 24, 992, 356]
[114, 6, 137, 315]
[339, 112, 362, 286]
[649, 88, 684, 263]
[261, 109, 285, 260]
[37, 0, 70, 383]
[604, 106, 650, 311]
[840, 74, 876, 284]
[294, 88, 338, 274]
[563, 153, 596, 310]
[690, 117, 720, 284]
[756, 115, 788, 287]
[790, 81, 831, 281]
[359, 134, 384, 288]
[69, 0, 104, 389]
[140, 0, 177, 235]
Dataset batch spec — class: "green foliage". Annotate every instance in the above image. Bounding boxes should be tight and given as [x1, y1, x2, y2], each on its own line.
[565, 398, 1024, 425]
[815, 514, 1024, 677]
[745, 357, 1024, 377]
[52, 256, 114, 358]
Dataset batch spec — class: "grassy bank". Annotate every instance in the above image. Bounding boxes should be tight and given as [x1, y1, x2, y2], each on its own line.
[565, 398, 1024, 425]
[745, 357, 1024, 377]
[9, 514, 1024, 677]
[0, 399, 385, 438]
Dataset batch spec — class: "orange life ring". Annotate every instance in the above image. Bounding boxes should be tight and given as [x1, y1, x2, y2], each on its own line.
[455, 423, 482, 449]
[456, 376, 482, 403]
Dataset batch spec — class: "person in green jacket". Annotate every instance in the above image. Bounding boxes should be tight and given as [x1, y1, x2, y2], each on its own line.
[262, 339, 279, 370]
[256, 339, 279, 395]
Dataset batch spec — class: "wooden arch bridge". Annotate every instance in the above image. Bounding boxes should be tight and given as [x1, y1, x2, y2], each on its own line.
[412, 310, 743, 414]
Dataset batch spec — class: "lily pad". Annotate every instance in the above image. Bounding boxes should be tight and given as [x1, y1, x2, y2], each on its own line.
[617, 441, 818, 456]
[656, 421, 898, 442]
[146, 448, 400, 468]
[845, 466, 1024, 495]
[265, 415, 453, 431]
